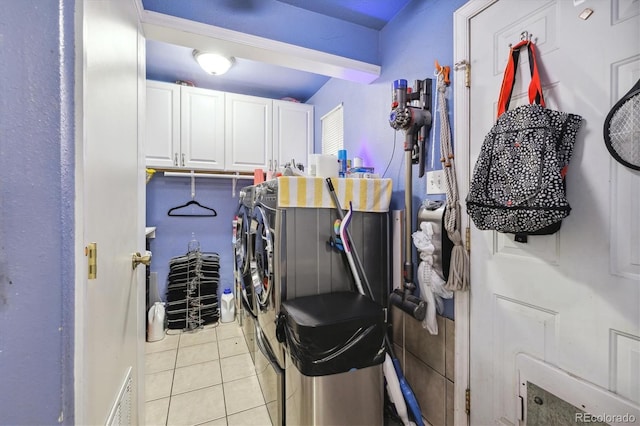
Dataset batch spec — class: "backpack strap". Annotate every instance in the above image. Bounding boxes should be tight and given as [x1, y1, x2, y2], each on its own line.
[497, 40, 546, 117]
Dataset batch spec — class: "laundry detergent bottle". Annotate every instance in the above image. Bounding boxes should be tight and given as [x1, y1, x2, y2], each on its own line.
[147, 302, 165, 342]
[220, 288, 235, 323]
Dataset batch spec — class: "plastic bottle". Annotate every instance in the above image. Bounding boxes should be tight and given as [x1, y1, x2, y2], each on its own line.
[338, 149, 348, 177]
[220, 288, 235, 323]
[147, 302, 165, 342]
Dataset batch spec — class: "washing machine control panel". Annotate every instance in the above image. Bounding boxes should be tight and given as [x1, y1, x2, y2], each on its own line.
[239, 185, 257, 209]
[255, 181, 277, 209]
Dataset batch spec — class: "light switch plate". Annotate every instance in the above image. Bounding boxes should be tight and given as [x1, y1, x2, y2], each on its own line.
[426, 170, 446, 194]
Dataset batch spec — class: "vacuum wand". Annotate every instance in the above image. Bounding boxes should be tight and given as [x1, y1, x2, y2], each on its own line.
[388, 148, 427, 322]
[388, 78, 433, 322]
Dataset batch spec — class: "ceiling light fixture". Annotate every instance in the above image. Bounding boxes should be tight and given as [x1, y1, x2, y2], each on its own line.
[192, 50, 235, 75]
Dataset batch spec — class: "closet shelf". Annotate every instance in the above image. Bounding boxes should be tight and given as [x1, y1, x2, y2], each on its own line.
[160, 170, 254, 197]
[145, 227, 156, 239]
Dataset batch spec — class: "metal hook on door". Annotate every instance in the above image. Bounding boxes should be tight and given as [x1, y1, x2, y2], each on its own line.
[509, 31, 534, 48]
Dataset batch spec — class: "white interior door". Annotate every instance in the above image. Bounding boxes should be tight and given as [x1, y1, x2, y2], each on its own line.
[467, 1, 640, 424]
[77, 0, 145, 424]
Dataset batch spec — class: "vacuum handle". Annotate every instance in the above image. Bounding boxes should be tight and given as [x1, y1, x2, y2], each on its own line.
[325, 177, 335, 192]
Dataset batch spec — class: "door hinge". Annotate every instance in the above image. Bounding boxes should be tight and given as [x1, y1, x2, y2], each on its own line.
[465, 226, 471, 254]
[465, 388, 471, 415]
[86, 242, 97, 280]
[454, 60, 470, 88]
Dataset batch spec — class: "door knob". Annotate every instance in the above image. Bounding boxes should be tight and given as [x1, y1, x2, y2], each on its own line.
[132, 250, 152, 269]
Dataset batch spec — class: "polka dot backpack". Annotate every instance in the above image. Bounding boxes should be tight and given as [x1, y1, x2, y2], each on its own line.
[466, 40, 583, 243]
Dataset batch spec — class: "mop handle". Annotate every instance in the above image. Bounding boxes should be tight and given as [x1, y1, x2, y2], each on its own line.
[339, 202, 365, 295]
[325, 178, 374, 299]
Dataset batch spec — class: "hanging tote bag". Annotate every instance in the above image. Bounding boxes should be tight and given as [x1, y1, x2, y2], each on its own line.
[466, 40, 583, 242]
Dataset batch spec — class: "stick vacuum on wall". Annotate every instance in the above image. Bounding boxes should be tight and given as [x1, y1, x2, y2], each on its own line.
[389, 78, 433, 321]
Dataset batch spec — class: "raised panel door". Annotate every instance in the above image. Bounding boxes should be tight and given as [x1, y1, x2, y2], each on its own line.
[467, 1, 640, 425]
[225, 93, 272, 172]
[273, 100, 313, 171]
[180, 85, 225, 170]
[145, 81, 180, 168]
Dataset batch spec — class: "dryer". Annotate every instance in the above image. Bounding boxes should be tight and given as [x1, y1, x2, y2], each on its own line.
[234, 185, 258, 362]
[251, 180, 284, 425]
[251, 180, 280, 363]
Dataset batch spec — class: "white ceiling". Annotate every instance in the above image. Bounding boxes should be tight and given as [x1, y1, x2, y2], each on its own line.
[141, 0, 413, 101]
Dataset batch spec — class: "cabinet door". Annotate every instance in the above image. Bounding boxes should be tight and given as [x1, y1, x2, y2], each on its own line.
[145, 81, 180, 168]
[180, 86, 225, 170]
[225, 93, 272, 172]
[273, 100, 314, 170]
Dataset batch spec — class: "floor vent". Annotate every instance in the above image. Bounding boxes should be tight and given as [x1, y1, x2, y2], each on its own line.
[106, 367, 132, 426]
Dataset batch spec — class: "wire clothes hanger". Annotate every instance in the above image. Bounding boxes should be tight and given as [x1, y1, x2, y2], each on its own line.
[167, 171, 218, 217]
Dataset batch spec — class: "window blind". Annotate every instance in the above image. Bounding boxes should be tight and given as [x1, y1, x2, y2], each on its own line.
[321, 103, 344, 155]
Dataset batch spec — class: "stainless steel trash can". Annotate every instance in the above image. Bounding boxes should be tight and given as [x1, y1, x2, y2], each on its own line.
[277, 292, 386, 425]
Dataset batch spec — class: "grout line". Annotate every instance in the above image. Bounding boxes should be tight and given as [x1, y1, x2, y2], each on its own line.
[218, 335, 229, 421]
[165, 332, 181, 426]
[147, 322, 246, 426]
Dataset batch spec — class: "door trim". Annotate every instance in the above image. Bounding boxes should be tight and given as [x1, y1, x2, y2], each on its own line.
[452, 1, 498, 424]
[135, 15, 147, 422]
[74, 1, 87, 422]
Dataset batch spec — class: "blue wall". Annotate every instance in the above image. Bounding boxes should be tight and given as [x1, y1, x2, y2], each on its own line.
[0, 0, 75, 423]
[146, 175, 240, 301]
[310, 0, 466, 197]
[308, 0, 467, 318]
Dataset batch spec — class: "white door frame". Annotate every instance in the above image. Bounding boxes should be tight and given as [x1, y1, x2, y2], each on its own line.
[452, 1, 498, 424]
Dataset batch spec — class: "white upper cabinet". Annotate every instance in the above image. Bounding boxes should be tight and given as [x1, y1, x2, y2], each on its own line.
[145, 81, 225, 170]
[145, 81, 180, 168]
[145, 81, 313, 173]
[225, 93, 273, 172]
[180, 86, 225, 170]
[273, 100, 314, 171]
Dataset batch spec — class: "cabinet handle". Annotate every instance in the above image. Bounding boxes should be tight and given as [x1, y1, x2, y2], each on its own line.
[174, 153, 178, 166]
[181, 153, 185, 167]
[269, 160, 272, 171]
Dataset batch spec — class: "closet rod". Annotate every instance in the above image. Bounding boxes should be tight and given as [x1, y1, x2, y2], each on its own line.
[163, 171, 253, 180]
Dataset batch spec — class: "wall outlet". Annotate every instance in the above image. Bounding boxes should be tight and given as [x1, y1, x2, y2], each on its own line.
[426, 170, 446, 194]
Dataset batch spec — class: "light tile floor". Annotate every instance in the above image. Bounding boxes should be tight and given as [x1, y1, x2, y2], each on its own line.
[145, 320, 272, 426]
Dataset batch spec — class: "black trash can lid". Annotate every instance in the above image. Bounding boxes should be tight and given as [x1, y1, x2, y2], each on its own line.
[278, 291, 385, 376]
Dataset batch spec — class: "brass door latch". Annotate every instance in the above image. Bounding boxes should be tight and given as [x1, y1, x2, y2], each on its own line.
[132, 251, 152, 270]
